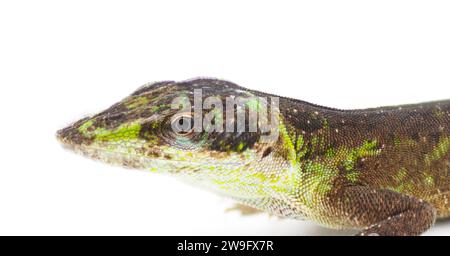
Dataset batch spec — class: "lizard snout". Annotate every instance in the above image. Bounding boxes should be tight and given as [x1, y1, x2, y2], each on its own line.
[56, 117, 94, 149]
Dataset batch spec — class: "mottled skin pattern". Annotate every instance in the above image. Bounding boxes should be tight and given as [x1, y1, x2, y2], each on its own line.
[57, 79, 450, 236]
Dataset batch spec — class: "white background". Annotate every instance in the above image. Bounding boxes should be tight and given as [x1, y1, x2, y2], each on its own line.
[0, 0, 449, 235]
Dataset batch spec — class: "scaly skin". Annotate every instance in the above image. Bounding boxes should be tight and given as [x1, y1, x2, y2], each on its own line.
[57, 79, 450, 236]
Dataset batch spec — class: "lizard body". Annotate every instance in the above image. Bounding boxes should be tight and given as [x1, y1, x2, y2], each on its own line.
[57, 79, 450, 235]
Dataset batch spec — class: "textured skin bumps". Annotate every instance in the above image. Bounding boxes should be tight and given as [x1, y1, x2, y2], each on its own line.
[57, 78, 450, 235]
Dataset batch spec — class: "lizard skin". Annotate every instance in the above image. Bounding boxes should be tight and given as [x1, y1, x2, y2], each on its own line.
[57, 78, 450, 236]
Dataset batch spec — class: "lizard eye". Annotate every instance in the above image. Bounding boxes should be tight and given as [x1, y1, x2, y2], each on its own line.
[165, 113, 208, 149]
[171, 114, 194, 136]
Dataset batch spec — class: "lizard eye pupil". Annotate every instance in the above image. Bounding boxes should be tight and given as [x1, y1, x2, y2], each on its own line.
[178, 117, 189, 128]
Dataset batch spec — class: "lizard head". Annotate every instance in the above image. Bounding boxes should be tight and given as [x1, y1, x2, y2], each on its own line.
[57, 79, 294, 199]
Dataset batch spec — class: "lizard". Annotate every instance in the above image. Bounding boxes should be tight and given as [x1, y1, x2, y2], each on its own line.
[57, 78, 450, 236]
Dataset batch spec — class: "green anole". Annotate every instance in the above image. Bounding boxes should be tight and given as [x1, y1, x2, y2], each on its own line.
[57, 79, 449, 236]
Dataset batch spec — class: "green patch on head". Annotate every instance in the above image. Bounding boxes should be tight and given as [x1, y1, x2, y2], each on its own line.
[125, 96, 149, 109]
[94, 122, 142, 142]
[78, 120, 94, 137]
[78, 120, 142, 142]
